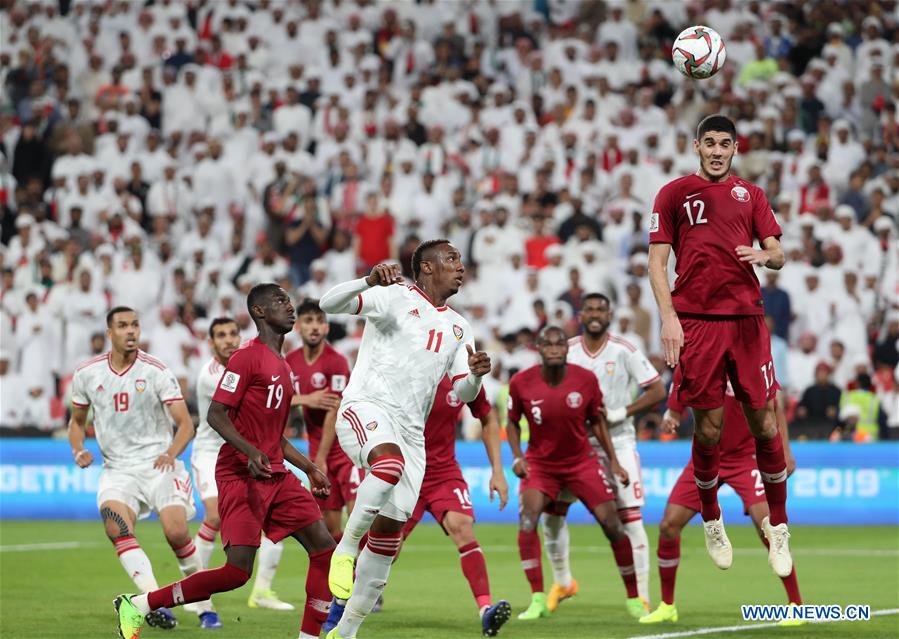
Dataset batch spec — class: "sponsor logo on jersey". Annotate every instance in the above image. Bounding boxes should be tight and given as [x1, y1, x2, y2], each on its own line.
[649, 212, 659, 232]
[219, 371, 240, 393]
[408, 308, 420, 318]
[135, 379, 147, 393]
[566, 391, 583, 408]
[311, 372, 327, 389]
[331, 375, 347, 392]
[731, 185, 750, 202]
[446, 390, 461, 408]
[605, 361, 616, 376]
[453, 324, 464, 340]
[365, 420, 378, 431]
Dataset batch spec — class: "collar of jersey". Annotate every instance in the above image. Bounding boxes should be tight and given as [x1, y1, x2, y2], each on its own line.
[409, 285, 448, 311]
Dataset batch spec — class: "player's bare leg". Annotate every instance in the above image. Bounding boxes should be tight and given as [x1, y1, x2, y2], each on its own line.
[540, 501, 578, 612]
[743, 400, 792, 577]
[443, 511, 512, 636]
[332, 513, 404, 639]
[746, 502, 803, 625]
[101, 502, 160, 593]
[248, 536, 295, 610]
[691, 407, 732, 569]
[517, 488, 550, 620]
[194, 498, 220, 569]
[590, 500, 644, 619]
[322, 509, 344, 540]
[330, 442, 405, 599]
[290, 520, 338, 639]
[159, 505, 218, 624]
[639, 502, 694, 624]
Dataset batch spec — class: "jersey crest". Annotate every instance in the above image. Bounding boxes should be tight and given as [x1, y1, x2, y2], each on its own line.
[566, 391, 583, 408]
[453, 324, 464, 340]
[731, 185, 750, 202]
[311, 372, 327, 389]
[446, 390, 461, 408]
[604, 361, 616, 376]
[135, 379, 147, 393]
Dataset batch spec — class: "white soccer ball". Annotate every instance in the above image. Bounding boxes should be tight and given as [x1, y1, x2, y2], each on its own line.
[671, 25, 726, 79]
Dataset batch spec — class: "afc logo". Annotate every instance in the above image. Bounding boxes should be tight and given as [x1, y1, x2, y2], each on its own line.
[566, 392, 583, 408]
[731, 186, 750, 202]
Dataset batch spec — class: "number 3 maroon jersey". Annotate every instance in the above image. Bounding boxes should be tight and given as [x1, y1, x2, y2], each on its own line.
[212, 337, 295, 481]
[286, 342, 352, 466]
[425, 375, 491, 475]
[649, 174, 782, 316]
[507, 363, 604, 470]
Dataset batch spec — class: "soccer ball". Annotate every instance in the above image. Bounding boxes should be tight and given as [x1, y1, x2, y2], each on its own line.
[671, 25, 726, 79]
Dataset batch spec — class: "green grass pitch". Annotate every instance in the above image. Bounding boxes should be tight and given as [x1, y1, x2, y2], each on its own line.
[1, 521, 896, 638]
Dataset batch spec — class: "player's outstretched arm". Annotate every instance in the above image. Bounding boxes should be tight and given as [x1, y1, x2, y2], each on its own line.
[613, 379, 666, 425]
[506, 419, 528, 478]
[313, 408, 339, 474]
[208, 400, 272, 478]
[452, 344, 491, 402]
[480, 408, 509, 509]
[319, 264, 403, 315]
[735, 236, 785, 270]
[281, 437, 330, 497]
[68, 404, 94, 468]
[155, 400, 195, 471]
[648, 242, 683, 367]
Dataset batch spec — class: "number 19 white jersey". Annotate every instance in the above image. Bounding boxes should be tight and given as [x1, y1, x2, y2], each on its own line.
[341, 284, 475, 440]
[71, 351, 184, 469]
[194, 357, 226, 455]
[567, 334, 660, 447]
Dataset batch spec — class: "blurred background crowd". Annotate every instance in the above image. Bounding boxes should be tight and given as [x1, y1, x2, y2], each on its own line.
[0, 0, 897, 442]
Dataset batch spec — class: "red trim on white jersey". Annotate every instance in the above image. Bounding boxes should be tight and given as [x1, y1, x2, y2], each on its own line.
[639, 374, 661, 388]
[408, 285, 448, 311]
[570, 335, 609, 359]
[353, 294, 363, 315]
[609, 335, 637, 352]
[137, 352, 168, 371]
[71, 401, 90, 407]
[107, 353, 137, 377]
[450, 372, 468, 383]
[343, 407, 366, 447]
[75, 353, 109, 373]
[163, 397, 185, 404]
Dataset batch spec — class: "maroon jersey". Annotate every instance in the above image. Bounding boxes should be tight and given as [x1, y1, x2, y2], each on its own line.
[286, 342, 351, 466]
[425, 375, 491, 474]
[212, 337, 295, 481]
[649, 174, 782, 316]
[508, 364, 604, 469]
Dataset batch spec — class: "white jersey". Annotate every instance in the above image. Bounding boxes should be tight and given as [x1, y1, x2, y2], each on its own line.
[194, 357, 226, 454]
[71, 351, 184, 469]
[567, 334, 660, 447]
[341, 284, 475, 439]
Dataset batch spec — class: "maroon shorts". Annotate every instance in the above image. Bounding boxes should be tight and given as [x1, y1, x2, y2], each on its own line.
[668, 459, 767, 514]
[677, 314, 776, 409]
[217, 472, 322, 547]
[315, 458, 364, 512]
[520, 456, 615, 512]
[402, 468, 473, 539]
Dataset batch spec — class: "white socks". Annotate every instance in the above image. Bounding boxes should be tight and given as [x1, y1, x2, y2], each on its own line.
[335, 474, 396, 557]
[117, 547, 160, 593]
[542, 515, 572, 588]
[624, 519, 651, 604]
[337, 544, 397, 638]
[194, 521, 219, 569]
[253, 536, 284, 592]
[174, 540, 214, 613]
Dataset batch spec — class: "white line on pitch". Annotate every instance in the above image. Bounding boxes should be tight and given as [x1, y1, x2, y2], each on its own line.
[0, 541, 99, 552]
[625, 608, 899, 639]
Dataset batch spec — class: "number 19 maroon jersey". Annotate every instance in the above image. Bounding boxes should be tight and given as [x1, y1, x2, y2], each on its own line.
[649, 174, 781, 316]
[212, 337, 295, 481]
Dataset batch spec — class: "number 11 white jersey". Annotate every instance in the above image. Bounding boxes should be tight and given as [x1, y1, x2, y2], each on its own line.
[567, 334, 660, 447]
[71, 351, 184, 469]
[341, 284, 475, 440]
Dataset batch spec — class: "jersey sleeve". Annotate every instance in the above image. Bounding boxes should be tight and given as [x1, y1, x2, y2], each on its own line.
[154, 365, 184, 404]
[466, 386, 492, 421]
[506, 376, 522, 424]
[212, 347, 254, 408]
[328, 352, 351, 395]
[627, 348, 661, 388]
[587, 374, 604, 418]
[448, 320, 476, 383]
[649, 182, 678, 244]
[752, 187, 782, 242]
[70, 369, 90, 407]
[354, 284, 393, 320]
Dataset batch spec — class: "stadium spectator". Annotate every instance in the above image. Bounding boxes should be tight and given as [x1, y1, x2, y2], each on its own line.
[795, 362, 842, 437]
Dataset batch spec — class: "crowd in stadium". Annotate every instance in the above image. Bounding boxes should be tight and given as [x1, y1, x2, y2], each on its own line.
[0, 0, 897, 440]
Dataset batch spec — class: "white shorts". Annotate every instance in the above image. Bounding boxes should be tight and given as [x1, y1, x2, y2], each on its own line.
[98, 459, 196, 521]
[191, 449, 220, 502]
[557, 444, 644, 511]
[335, 401, 425, 522]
